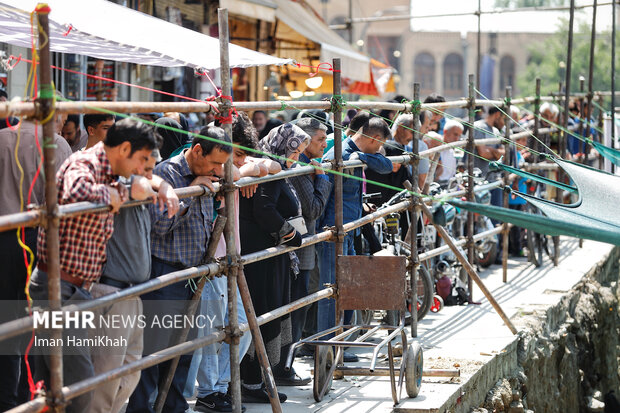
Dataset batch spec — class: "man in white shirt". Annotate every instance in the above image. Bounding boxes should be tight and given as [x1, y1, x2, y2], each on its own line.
[437, 119, 464, 184]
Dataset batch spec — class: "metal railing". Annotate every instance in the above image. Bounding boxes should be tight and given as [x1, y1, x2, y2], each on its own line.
[0, 4, 613, 412]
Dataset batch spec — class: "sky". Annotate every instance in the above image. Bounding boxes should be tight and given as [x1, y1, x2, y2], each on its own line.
[407, 0, 616, 34]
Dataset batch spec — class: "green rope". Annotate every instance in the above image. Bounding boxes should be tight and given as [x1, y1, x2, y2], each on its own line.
[408, 99, 421, 116]
[186, 277, 198, 293]
[278, 100, 288, 111]
[330, 95, 346, 113]
[286, 100, 488, 187]
[55, 96, 443, 205]
[591, 99, 608, 114]
[473, 86, 559, 158]
[38, 84, 55, 99]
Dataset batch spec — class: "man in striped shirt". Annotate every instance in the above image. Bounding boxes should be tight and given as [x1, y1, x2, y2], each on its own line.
[30, 118, 162, 413]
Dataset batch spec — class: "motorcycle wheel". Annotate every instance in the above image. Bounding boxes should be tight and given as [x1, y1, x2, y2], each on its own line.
[408, 265, 433, 322]
[475, 241, 497, 268]
[526, 229, 542, 267]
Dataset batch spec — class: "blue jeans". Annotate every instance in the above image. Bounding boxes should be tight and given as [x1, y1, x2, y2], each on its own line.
[183, 275, 251, 398]
[317, 236, 356, 336]
[126, 259, 193, 413]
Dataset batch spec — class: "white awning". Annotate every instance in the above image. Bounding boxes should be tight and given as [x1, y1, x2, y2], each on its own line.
[220, 0, 277, 23]
[272, 0, 370, 82]
[0, 0, 293, 69]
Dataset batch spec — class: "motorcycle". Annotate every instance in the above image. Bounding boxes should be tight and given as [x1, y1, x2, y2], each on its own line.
[448, 171, 498, 268]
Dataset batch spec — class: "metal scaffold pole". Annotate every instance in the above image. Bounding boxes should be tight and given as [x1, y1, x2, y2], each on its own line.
[466, 74, 476, 294]
[501, 86, 511, 283]
[36, 4, 65, 412]
[410, 83, 420, 339]
[332, 57, 345, 362]
[217, 9, 243, 413]
[612, 0, 617, 171]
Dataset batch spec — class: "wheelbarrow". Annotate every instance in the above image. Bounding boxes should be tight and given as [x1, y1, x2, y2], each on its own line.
[285, 255, 423, 405]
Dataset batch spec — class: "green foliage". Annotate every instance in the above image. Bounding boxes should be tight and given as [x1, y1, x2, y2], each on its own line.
[517, 19, 620, 105]
[494, 0, 567, 7]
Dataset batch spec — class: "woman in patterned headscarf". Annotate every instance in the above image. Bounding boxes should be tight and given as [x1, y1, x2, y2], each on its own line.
[239, 123, 310, 403]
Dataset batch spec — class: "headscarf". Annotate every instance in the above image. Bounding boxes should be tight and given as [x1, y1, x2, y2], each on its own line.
[155, 117, 190, 160]
[258, 123, 310, 169]
[258, 123, 310, 276]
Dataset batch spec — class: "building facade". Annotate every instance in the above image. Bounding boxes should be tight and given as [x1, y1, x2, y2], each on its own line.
[307, 0, 547, 100]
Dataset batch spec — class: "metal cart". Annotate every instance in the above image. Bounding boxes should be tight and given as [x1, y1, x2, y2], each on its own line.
[285, 255, 423, 405]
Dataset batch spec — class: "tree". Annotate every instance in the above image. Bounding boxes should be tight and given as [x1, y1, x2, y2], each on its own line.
[517, 19, 620, 106]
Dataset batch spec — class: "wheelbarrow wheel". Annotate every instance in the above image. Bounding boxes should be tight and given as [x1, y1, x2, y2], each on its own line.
[430, 295, 444, 313]
[405, 342, 423, 398]
[313, 346, 334, 402]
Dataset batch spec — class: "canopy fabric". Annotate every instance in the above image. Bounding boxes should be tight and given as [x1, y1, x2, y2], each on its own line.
[286, 58, 395, 96]
[272, 0, 370, 82]
[347, 58, 396, 96]
[448, 198, 620, 245]
[0, 0, 293, 69]
[449, 158, 620, 246]
[588, 138, 620, 167]
[488, 160, 577, 194]
[518, 158, 620, 228]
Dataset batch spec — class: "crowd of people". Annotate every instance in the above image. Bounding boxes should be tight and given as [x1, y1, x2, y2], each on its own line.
[0, 84, 598, 413]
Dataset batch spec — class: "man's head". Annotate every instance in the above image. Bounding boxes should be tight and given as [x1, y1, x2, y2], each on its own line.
[231, 112, 258, 168]
[84, 114, 115, 142]
[252, 110, 267, 133]
[487, 106, 505, 130]
[354, 117, 391, 154]
[424, 93, 446, 124]
[442, 119, 464, 143]
[568, 99, 580, 118]
[104, 118, 163, 178]
[0, 88, 7, 102]
[540, 103, 559, 126]
[143, 149, 162, 180]
[346, 111, 369, 137]
[419, 110, 432, 135]
[295, 117, 328, 159]
[61, 114, 81, 146]
[188, 126, 232, 177]
[391, 113, 414, 145]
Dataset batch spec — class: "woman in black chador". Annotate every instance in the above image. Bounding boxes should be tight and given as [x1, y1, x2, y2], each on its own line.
[239, 123, 309, 403]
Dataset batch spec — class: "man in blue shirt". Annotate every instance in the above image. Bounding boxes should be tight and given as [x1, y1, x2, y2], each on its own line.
[317, 117, 392, 356]
[127, 127, 231, 413]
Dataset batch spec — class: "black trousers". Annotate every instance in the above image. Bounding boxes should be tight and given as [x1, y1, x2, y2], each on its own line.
[0, 229, 37, 411]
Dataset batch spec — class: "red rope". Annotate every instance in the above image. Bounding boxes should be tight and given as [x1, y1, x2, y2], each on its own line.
[62, 24, 73, 37]
[8, 55, 220, 113]
[294, 62, 340, 77]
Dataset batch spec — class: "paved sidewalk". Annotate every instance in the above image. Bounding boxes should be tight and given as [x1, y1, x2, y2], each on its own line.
[224, 238, 612, 413]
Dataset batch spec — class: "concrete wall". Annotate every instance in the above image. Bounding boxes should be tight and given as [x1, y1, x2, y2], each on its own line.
[468, 247, 620, 413]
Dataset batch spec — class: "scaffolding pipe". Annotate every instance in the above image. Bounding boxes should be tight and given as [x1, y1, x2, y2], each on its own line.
[6, 287, 335, 413]
[410, 83, 420, 338]
[467, 74, 476, 292]
[332, 57, 345, 371]
[5, 94, 620, 119]
[501, 86, 512, 283]
[36, 6, 65, 411]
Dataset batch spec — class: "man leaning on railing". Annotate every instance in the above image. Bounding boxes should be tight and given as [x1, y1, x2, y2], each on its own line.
[30, 118, 162, 413]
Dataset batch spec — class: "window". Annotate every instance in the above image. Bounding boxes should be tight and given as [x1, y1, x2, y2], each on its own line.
[414, 52, 435, 94]
[499, 55, 516, 92]
[443, 53, 463, 96]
